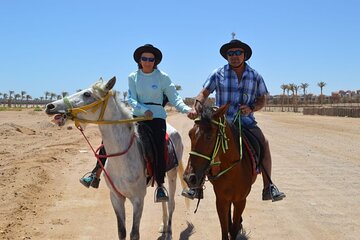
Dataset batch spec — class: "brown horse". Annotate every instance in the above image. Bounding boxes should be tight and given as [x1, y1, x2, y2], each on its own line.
[183, 104, 257, 240]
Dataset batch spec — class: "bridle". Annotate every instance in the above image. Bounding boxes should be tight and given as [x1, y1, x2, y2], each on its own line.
[61, 90, 150, 198]
[189, 115, 240, 180]
[62, 90, 150, 128]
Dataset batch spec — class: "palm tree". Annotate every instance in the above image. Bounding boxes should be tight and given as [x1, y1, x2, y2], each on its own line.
[293, 85, 299, 112]
[61, 92, 69, 98]
[2, 94, 8, 107]
[8, 90, 14, 107]
[288, 83, 296, 111]
[25, 94, 32, 108]
[300, 83, 309, 105]
[44, 91, 50, 100]
[123, 91, 128, 102]
[280, 84, 288, 112]
[285, 86, 291, 112]
[20, 91, 26, 107]
[14, 93, 21, 108]
[50, 93, 57, 101]
[317, 81, 326, 105]
[9, 90, 14, 99]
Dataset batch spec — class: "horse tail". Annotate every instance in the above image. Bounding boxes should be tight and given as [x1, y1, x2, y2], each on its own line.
[166, 123, 190, 209]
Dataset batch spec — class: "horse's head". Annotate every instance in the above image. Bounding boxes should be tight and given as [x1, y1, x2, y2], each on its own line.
[45, 76, 116, 126]
[183, 103, 230, 189]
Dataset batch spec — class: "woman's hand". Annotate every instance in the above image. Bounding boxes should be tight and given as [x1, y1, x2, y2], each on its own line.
[187, 108, 198, 120]
[144, 110, 153, 119]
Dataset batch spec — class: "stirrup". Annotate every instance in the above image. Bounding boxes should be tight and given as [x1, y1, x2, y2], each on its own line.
[181, 188, 203, 200]
[79, 172, 95, 188]
[154, 186, 169, 203]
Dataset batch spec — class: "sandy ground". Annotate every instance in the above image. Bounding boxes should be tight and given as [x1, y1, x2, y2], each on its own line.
[1, 109, 360, 240]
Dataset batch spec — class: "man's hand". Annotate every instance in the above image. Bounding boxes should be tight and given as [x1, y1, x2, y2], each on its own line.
[239, 105, 253, 116]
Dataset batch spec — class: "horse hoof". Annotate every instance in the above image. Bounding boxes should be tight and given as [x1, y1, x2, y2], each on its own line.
[158, 223, 166, 233]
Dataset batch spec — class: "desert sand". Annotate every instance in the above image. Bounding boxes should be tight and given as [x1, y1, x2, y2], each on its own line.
[1, 109, 359, 240]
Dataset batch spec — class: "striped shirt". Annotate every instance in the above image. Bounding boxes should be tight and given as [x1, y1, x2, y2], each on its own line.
[203, 63, 268, 126]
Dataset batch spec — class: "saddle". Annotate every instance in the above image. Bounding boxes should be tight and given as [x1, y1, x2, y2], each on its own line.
[230, 123, 263, 175]
[136, 122, 178, 186]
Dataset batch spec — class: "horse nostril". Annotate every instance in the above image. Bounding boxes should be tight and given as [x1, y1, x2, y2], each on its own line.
[45, 104, 55, 114]
[188, 174, 197, 186]
[46, 104, 54, 110]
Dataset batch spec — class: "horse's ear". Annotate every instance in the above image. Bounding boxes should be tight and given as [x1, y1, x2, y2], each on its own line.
[212, 103, 230, 119]
[105, 76, 116, 91]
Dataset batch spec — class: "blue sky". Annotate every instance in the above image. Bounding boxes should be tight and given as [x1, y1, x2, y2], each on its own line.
[1, 0, 359, 99]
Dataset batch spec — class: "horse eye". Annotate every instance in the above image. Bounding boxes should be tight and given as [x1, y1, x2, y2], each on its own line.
[83, 92, 91, 98]
[205, 133, 212, 140]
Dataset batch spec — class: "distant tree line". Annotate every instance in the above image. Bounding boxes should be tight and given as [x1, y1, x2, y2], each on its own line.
[0, 84, 184, 108]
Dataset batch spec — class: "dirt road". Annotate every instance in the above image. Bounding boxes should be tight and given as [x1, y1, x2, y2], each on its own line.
[1, 110, 359, 239]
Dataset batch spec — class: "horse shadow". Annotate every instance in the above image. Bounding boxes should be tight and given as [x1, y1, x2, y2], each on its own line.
[156, 221, 195, 240]
[155, 221, 249, 240]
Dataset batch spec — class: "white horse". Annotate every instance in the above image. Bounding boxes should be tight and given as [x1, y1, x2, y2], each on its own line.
[45, 76, 187, 240]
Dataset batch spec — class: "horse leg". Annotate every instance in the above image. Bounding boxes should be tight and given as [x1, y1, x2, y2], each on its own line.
[129, 197, 144, 240]
[230, 199, 246, 240]
[110, 192, 127, 240]
[159, 168, 177, 235]
[216, 198, 231, 240]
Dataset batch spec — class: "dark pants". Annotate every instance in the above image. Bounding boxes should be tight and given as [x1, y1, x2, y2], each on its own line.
[142, 118, 166, 185]
[91, 119, 166, 185]
[247, 125, 266, 147]
[244, 125, 272, 187]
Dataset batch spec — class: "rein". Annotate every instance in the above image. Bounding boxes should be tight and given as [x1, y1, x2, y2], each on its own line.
[77, 125, 135, 198]
[63, 91, 149, 198]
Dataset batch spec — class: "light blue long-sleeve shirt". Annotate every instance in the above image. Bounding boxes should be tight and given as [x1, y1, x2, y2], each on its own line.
[128, 69, 191, 119]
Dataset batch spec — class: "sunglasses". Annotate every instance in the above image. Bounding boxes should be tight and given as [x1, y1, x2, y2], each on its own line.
[141, 56, 155, 62]
[227, 50, 243, 56]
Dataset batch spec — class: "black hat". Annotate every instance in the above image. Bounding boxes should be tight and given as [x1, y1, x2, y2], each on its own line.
[133, 44, 162, 65]
[219, 39, 252, 61]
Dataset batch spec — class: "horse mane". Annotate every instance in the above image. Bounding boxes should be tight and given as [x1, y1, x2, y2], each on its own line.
[200, 105, 240, 147]
[90, 79, 134, 121]
[113, 93, 133, 120]
[199, 105, 215, 125]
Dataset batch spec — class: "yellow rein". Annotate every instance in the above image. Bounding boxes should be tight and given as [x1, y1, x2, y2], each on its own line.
[63, 91, 151, 127]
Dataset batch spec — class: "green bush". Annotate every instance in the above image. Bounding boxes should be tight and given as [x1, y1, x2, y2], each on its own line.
[33, 106, 43, 111]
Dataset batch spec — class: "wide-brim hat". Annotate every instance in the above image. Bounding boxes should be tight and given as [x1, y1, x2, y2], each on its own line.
[133, 44, 162, 65]
[220, 39, 252, 61]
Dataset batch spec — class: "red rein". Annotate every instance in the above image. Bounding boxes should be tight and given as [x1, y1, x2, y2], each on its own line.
[77, 125, 136, 198]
